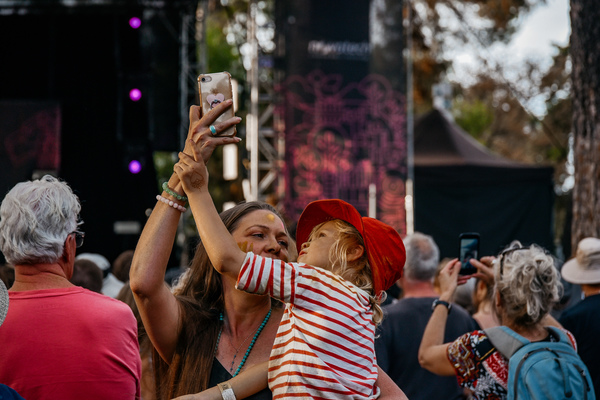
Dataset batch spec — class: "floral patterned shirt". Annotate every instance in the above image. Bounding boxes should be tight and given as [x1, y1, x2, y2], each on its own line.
[447, 330, 508, 400]
[447, 329, 577, 400]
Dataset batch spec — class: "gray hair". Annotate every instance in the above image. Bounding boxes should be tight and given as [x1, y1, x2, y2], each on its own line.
[0, 175, 81, 265]
[494, 241, 562, 327]
[403, 232, 440, 282]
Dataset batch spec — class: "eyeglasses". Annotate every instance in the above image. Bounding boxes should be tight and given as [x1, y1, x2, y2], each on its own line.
[70, 231, 85, 248]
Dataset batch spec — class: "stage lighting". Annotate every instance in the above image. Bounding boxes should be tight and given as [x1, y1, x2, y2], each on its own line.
[128, 159, 142, 174]
[129, 88, 142, 101]
[129, 17, 142, 29]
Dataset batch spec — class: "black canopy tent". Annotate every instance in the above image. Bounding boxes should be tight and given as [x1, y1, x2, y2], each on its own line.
[413, 109, 555, 259]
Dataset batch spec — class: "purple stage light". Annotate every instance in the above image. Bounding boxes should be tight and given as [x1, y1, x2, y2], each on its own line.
[129, 17, 142, 29]
[129, 88, 142, 101]
[128, 160, 142, 174]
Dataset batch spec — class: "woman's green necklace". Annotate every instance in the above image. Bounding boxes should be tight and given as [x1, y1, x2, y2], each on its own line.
[215, 308, 272, 377]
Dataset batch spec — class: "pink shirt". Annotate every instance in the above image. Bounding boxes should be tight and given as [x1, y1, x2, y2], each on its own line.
[0, 286, 141, 399]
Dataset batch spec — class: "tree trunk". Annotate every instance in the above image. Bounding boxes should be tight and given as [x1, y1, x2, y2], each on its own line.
[570, 0, 600, 253]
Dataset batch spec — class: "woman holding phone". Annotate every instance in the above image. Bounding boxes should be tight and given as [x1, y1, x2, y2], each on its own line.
[130, 98, 406, 399]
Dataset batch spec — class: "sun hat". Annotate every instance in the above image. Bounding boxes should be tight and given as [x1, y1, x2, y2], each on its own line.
[296, 199, 406, 295]
[561, 237, 600, 284]
[0, 279, 8, 327]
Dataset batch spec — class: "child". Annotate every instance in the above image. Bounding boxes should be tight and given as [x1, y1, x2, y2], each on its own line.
[174, 141, 406, 399]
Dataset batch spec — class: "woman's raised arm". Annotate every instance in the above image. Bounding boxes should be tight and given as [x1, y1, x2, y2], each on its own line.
[130, 102, 241, 363]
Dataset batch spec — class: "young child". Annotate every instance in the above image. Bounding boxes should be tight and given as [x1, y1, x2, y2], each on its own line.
[174, 141, 406, 399]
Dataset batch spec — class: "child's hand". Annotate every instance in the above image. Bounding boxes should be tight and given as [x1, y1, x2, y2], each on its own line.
[175, 140, 210, 194]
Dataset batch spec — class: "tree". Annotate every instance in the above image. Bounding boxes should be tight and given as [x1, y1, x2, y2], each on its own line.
[570, 0, 600, 251]
[407, 0, 547, 113]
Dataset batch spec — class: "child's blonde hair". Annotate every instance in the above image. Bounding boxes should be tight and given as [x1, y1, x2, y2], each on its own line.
[308, 219, 384, 325]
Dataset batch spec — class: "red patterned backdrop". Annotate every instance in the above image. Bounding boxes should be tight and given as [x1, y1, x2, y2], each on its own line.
[279, 71, 407, 233]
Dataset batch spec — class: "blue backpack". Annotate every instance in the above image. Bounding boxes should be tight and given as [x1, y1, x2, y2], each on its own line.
[485, 326, 596, 400]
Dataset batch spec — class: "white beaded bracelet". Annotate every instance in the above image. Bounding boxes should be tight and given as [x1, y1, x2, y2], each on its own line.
[156, 194, 187, 213]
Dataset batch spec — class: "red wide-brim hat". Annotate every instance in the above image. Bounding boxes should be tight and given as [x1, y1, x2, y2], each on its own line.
[296, 199, 405, 295]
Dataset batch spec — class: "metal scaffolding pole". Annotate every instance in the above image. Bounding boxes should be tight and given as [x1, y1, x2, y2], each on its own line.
[179, 1, 207, 149]
[244, 0, 280, 203]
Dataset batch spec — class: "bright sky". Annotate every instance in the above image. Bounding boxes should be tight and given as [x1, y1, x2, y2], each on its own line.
[504, 0, 570, 63]
[448, 0, 571, 116]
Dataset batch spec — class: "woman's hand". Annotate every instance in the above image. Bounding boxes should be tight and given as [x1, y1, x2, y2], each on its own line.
[183, 100, 242, 162]
[469, 256, 496, 285]
[437, 258, 462, 301]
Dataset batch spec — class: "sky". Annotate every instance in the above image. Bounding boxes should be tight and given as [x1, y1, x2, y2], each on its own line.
[448, 0, 571, 116]
[502, 0, 570, 63]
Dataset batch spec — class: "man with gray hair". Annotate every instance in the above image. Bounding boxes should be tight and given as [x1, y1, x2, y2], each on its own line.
[375, 232, 477, 400]
[0, 175, 140, 399]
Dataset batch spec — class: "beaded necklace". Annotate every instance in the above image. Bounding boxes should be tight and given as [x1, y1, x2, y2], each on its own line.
[215, 308, 272, 377]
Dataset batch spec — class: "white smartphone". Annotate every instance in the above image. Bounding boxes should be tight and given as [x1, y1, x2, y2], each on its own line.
[198, 71, 236, 137]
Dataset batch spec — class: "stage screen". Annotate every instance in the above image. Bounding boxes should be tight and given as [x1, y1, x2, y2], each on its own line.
[276, 0, 407, 233]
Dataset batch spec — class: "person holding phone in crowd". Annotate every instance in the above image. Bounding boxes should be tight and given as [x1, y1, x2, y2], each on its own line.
[171, 127, 407, 399]
[418, 242, 571, 399]
[131, 97, 407, 399]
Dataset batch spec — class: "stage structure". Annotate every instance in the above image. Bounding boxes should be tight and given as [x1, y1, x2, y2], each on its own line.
[0, 0, 200, 263]
[274, 0, 408, 233]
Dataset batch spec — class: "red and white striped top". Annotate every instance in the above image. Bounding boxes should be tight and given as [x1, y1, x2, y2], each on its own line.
[237, 252, 380, 399]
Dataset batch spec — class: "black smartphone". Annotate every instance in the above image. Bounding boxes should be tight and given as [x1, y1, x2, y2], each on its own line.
[458, 232, 480, 275]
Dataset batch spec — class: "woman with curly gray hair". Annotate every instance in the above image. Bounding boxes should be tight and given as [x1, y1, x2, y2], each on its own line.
[418, 242, 571, 400]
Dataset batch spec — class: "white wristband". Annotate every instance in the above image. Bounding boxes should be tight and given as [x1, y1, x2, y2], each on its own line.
[218, 382, 237, 400]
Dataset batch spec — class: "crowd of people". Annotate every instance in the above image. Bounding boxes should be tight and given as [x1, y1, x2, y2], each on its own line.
[0, 98, 598, 400]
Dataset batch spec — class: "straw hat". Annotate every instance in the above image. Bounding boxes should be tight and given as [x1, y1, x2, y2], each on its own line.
[0, 279, 8, 327]
[561, 237, 600, 284]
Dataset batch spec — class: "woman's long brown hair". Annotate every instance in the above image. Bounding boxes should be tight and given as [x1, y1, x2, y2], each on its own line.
[152, 201, 291, 399]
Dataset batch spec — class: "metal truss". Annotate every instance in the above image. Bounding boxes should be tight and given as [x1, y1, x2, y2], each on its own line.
[245, 0, 282, 203]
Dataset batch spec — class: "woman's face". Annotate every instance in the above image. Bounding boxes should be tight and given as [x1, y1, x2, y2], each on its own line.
[231, 210, 290, 262]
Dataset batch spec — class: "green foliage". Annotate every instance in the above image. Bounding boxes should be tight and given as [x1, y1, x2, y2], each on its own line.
[453, 99, 494, 140]
[206, 22, 244, 79]
[153, 151, 179, 192]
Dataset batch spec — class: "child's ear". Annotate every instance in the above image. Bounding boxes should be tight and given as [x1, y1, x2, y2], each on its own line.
[347, 244, 365, 262]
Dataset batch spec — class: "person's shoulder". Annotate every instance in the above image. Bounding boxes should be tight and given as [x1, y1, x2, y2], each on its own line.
[384, 296, 434, 315]
[559, 297, 596, 322]
[450, 302, 477, 319]
[76, 288, 136, 317]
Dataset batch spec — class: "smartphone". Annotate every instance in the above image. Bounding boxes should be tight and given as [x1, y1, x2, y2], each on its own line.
[458, 232, 480, 275]
[198, 71, 236, 137]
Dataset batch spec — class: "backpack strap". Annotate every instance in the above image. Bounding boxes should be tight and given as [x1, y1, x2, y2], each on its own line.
[545, 326, 571, 346]
[484, 326, 530, 359]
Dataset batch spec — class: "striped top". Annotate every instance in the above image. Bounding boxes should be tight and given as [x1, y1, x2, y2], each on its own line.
[237, 252, 380, 399]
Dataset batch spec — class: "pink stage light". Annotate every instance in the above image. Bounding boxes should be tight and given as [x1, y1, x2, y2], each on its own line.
[128, 160, 142, 174]
[129, 88, 142, 102]
[129, 17, 142, 29]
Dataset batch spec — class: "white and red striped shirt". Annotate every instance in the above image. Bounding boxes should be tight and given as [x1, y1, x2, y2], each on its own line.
[237, 252, 380, 399]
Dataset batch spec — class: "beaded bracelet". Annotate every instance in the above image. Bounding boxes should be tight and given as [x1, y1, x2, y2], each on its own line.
[162, 182, 188, 202]
[156, 194, 187, 213]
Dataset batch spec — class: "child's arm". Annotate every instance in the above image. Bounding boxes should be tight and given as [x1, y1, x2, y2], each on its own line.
[376, 365, 408, 400]
[171, 361, 269, 400]
[174, 140, 248, 282]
